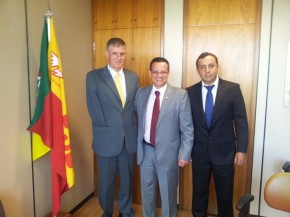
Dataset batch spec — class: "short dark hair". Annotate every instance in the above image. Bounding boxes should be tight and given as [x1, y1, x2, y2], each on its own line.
[106, 38, 126, 49]
[196, 52, 218, 68]
[149, 57, 170, 71]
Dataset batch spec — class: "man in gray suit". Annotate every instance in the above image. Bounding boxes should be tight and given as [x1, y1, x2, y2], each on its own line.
[135, 57, 194, 217]
[86, 38, 138, 217]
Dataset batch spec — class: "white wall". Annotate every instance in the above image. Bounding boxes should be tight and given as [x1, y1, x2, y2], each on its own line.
[164, 0, 184, 88]
[251, 0, 290, 216]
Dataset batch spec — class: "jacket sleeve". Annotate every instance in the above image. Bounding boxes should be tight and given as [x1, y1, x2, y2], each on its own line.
[233, 85, 248, 153]
[178, 91, 194, 161]
[86, 72, 106, 126]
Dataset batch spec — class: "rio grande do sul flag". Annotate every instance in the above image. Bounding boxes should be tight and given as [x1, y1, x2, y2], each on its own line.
[28, 18, 51, 160]
[28, 16, 74, 217]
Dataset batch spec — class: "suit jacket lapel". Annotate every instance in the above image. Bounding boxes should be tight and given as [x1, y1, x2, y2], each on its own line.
[142, 87, 152, 130]
[100, 67, 119, 95]
[211, 79, 226, 125]
[157, 84, 174, 128]
[196, 82, 208, 128]
[124, 70, 133, 109]
[100, 66, 123, 109]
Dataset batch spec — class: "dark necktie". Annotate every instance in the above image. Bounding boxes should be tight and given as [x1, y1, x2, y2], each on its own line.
[205, 85, 214, 128]
[150, 91, 160, 146]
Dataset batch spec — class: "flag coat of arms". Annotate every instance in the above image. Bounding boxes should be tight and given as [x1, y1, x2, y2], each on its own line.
[28, 15, 74, 217]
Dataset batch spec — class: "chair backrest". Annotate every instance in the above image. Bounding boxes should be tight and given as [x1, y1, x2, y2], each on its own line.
[282, 161, 290, 172]
[264, 162, 290, 213]
[0, 200, 6, 217]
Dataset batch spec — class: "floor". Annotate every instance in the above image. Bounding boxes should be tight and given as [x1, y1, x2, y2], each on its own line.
[72, 196, 195, 217]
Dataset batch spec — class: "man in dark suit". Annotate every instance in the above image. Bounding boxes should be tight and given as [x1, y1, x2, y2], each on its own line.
[86, 38, 138, 217]
[135, 57, 194, 217]
[186, 52, 248, 217]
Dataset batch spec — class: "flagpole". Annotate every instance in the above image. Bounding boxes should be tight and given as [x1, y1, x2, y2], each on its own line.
[47, 0, 52, 16]
[24, 0, 36, 215]
[45, 10, 53, 17]
[45, 0, 53, 31]
[45, 11, 52, 43]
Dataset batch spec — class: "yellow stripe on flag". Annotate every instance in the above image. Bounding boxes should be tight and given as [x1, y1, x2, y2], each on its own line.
[32, 133, 51, 161]
[49, 18, 74, 188]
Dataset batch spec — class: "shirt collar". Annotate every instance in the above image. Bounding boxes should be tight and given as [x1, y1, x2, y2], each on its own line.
[202, 76, 219, 88]
[152, 83, 167, 95]
[107, 65, 124, 77]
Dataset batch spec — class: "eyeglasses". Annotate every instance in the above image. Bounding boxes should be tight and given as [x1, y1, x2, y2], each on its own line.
[109, 52, 126, 58]
[151, 70, 168, 75]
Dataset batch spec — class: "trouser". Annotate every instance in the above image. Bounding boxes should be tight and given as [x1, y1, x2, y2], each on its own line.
[97, 144, 135, 217]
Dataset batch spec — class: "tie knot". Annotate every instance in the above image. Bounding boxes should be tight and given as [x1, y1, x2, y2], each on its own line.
[155, 91, 160, 97]
[205, 85, 214, 92]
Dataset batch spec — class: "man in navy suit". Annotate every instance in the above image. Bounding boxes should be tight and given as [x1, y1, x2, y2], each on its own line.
[86, 38, 138, 217]
[186, 52, 248, 217]
[135, 57, 194, 217]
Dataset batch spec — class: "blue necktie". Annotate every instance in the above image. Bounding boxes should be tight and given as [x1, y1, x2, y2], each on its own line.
[205, 85, 214, 128]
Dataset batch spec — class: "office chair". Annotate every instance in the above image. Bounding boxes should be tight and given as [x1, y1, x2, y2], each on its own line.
[236, 193, 254, 217]
[0, 200, 6, 217]
[236, 161, 290, 217]
[264, 161, 290, 212]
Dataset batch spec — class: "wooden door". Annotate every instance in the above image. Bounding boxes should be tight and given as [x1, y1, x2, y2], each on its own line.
[93, 29, 133, 67]
[130, 27, 162, 87]
[133, 0, 162, 28]
[180, 0, 260, 216]
[92, 0, 115, 30]
[114, 0, 135, 28]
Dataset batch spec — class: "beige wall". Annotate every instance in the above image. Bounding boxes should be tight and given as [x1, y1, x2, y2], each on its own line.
[0, 0, 34, 216]
[0, 0, 93, 216]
